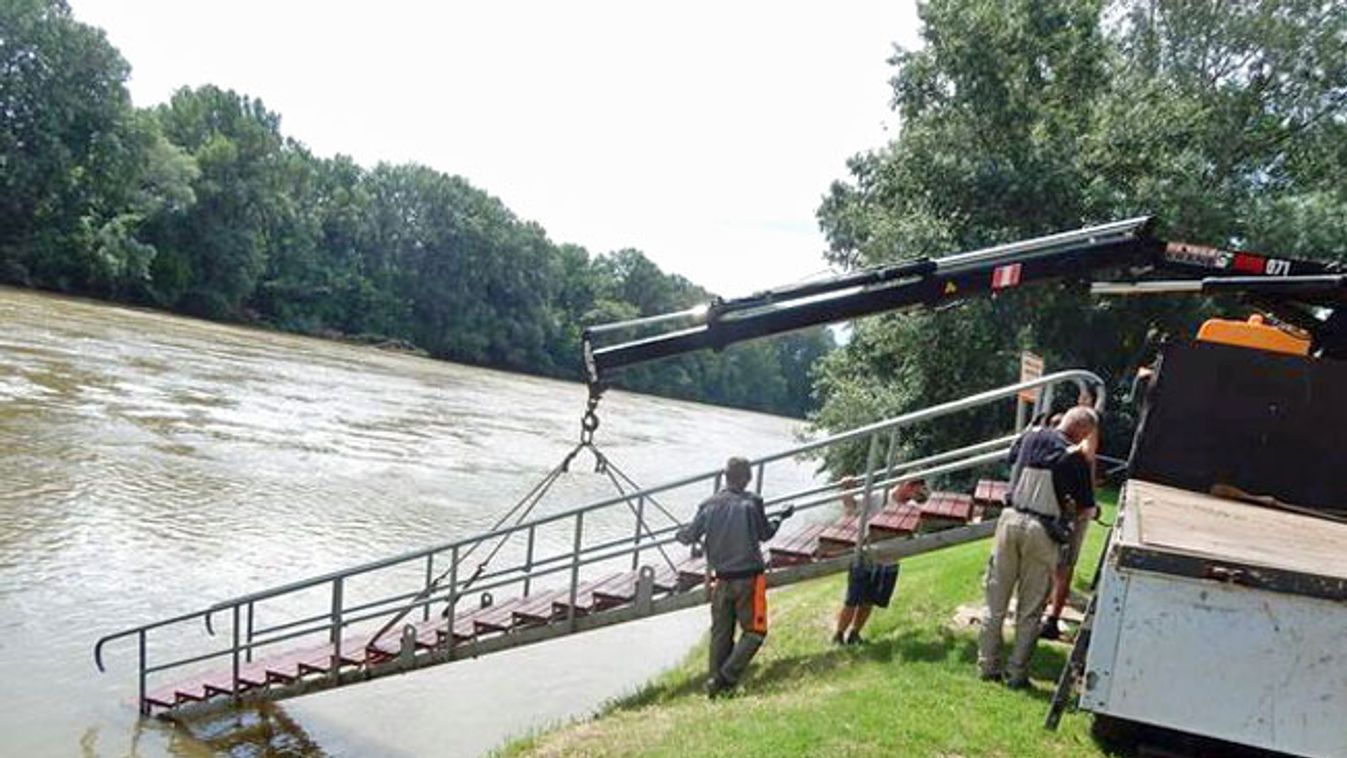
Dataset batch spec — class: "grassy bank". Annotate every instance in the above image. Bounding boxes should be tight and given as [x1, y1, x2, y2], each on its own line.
[502, 496, 1117, 757]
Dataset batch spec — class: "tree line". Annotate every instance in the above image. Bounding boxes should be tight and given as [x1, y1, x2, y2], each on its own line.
[0, 0, 832, 417]
[809, 0, 1347, 474]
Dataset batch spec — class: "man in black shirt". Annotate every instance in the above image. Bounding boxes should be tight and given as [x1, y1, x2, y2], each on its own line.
[978, 406, 1098, 689]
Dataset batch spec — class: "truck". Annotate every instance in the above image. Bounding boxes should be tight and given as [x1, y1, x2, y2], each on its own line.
[581, 215, 1347, 756]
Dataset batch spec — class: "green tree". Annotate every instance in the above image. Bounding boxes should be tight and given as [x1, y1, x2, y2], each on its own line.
[0, 0, 195, 295]
[812, 0, 1347, 472]
[146, 86, 290, 317]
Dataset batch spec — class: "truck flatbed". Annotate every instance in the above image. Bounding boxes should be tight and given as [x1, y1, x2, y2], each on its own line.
[1117, 480, 1347, 601]
[1082, 479, 1347, 757]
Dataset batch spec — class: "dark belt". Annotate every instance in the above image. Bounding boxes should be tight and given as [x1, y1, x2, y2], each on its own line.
[715, 567, 765, 581]
[1012, 506, 1054, 518]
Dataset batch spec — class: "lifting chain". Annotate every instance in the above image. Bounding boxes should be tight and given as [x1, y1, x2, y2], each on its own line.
[580, 390, 601, 446]
[572, 386, 606, 473]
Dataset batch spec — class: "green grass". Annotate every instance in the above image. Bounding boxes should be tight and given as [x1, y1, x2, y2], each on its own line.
[500, 494, 1119, 758]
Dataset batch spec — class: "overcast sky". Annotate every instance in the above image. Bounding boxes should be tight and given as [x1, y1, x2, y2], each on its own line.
[68, 1, 921, 298]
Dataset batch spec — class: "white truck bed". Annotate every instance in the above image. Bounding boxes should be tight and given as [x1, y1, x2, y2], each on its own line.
[1081, 479, 1347, 757]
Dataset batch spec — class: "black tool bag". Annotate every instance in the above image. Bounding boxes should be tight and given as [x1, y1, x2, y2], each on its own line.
[1038, 513, 1075, 545]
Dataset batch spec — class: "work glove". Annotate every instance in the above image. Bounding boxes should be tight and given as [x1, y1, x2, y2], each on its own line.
[779, 504, 796, 520]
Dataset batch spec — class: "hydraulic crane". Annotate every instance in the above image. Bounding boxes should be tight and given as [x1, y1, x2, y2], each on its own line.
[582, 216, 1347, 392]
[581, 215, 1347, 755]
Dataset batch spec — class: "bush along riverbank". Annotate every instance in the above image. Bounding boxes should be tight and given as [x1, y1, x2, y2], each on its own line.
[500, 495, 1118, 757]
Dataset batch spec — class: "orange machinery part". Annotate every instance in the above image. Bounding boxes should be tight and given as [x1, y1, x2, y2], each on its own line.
[1195, 314, 1310, 356]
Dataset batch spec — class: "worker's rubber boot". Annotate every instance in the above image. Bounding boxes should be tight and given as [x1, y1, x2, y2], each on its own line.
[719, 631, 765, 688]
[705, 674, 732, 699]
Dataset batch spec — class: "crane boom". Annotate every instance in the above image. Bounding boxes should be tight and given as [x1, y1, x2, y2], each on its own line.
[582, 216, 1347, 390]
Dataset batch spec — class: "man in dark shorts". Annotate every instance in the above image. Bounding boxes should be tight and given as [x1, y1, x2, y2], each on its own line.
[832, 477, 928, 645]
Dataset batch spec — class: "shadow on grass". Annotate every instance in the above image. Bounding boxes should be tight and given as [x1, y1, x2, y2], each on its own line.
[615, 623, 1073, 712]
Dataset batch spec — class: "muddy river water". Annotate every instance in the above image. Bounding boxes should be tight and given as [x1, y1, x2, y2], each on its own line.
[0, 287, 820, 756]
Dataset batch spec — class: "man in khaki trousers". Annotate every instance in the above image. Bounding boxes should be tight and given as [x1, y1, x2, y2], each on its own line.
[978, 407, 1098, 689]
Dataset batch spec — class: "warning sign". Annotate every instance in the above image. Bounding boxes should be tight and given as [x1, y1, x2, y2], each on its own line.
[1018, 351, 1044, 403]
[991, 263, 1022, 289]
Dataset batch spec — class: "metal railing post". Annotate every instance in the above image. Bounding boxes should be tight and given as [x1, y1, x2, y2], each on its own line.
[755, 462, 765, 495]
[568, 512, 584, 631]
[329, 578, 344, 681]
[231, 605, 241, 699]
[882, 430, 899, 503]
[854, 433, 881, 562]
[445, 545, 458, 656]
[423, 554, 434, 622]
[631, 496, 645, 570]
[137, 630, 148, 716]
[245, 602, 255, 663]
[523, 525, 536, 597]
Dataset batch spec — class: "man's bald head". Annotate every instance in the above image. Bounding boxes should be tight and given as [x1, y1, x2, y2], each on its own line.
[1057, 406, 1099, 443]
[725, 457, 752, 491]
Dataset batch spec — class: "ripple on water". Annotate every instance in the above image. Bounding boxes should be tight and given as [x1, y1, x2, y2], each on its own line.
[0, 286, 818, 757]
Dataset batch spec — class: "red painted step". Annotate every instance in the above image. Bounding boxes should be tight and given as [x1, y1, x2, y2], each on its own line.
[470, 596, 530, 634]
[917, 492, 975, 529]
[513, 586, 583, 626]
[552, 573, 631, 616]
[143, 634, 372, 713]
[817, 504, 920, 556]
[974, 479, 1009, 508]
[768, 522, 829, 567]
[676, 556, 709, 589]
[366, 616, 448, 658]
[591, 564, 680, 608]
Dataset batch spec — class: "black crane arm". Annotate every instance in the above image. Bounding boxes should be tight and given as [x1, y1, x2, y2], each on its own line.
[582, 216, 1346, 389]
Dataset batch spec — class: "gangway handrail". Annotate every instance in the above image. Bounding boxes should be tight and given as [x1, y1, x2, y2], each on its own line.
[94, 369, 1103, 714]
[101, 450, 1013, 680]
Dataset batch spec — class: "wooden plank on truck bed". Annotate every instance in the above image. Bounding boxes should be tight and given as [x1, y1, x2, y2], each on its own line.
[1121, 479, 1347, 601]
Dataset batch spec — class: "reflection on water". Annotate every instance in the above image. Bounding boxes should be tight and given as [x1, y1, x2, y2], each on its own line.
[0, 287, 817, 757]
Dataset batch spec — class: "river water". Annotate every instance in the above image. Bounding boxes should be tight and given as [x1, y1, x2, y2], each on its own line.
[0, 286, 821, 757]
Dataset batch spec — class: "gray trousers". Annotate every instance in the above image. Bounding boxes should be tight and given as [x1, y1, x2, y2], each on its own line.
[978, 509, 1057, 681]
[709, 573, 767, 685]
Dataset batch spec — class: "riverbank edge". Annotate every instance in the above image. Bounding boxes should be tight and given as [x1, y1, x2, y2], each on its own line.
[0, 284, 811, 423]
[495, 494, 1117, 757]
[0, 282, 813, 417]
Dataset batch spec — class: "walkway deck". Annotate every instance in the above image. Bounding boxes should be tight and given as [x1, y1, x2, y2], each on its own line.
[140, 480, 1008, 716]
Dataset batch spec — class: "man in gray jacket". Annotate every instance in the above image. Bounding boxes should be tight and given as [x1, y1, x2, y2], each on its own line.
[677, 457, 793, 697]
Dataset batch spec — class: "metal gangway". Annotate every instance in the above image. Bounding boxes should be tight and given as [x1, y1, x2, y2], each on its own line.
[94, 370, 1104, 717]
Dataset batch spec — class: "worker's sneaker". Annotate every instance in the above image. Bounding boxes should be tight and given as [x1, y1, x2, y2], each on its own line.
[1039, 618, 1062, 641]
[831, 631, 845, 646]
[845, 630, 866, 645]
[1004, 676, 1032, 691]
[978, 669, 1002, 683]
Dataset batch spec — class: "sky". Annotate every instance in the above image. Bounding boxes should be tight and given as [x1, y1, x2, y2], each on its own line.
[68, 1, 922, 299]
